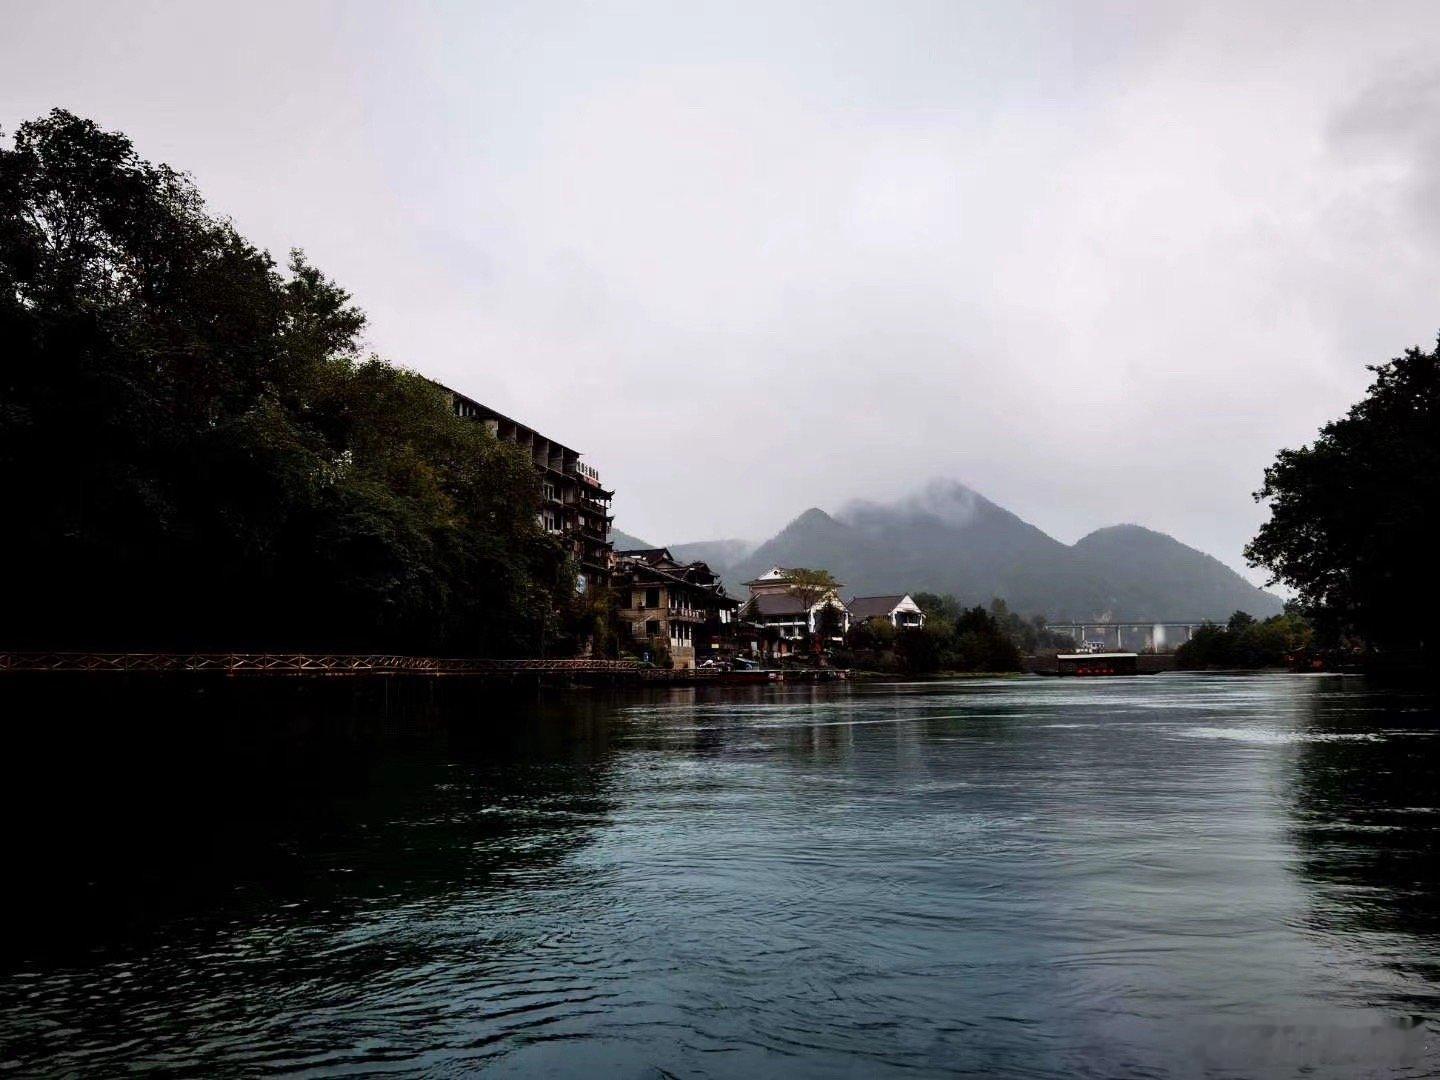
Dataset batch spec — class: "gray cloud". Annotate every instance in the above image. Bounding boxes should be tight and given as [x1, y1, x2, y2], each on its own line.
[5, 1, 1440, 581]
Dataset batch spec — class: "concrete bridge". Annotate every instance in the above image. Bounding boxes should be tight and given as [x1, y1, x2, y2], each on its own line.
[1044, 622, 1213, 653]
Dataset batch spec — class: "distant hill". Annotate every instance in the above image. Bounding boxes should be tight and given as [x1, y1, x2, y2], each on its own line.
[611, 530, 756, 569]
[652, 481, 1282, 621]
[610, 527, 655, 551]
[668, 538, 757, 569]
[1066, 524, 1282, 620]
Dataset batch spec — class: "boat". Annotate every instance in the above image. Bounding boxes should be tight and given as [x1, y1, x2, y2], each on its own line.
[1056, 652, 1138, 677]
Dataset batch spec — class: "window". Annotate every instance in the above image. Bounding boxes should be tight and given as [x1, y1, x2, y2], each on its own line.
[646, 620, 661, 637]
[645, 588, 660, 608]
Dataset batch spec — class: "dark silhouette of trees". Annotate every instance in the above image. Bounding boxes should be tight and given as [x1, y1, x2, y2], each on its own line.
[845, 594, 1025, 674]
[1174, 611, 1312, 669]
[1246, 339, 1438, 666]
[1, 109, 568, 655]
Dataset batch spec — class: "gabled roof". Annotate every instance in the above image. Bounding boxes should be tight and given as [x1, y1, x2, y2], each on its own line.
[613, 553, 737, 606]
[748, 594, 810, 616]
[744, 566, 792, 587]
[848, 595, 908, 619]
[616, 547, 674, 562]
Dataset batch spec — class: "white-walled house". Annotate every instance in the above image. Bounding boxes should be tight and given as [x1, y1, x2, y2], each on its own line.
[742, 567, 850, 655]
[847, 594, 926, 629]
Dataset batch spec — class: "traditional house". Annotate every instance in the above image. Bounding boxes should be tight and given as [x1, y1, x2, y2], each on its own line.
[613, 549, 738, 669]
[741, 567, 850, 657]
[847, 594, 926, 629]
[444, 384, 614, 588]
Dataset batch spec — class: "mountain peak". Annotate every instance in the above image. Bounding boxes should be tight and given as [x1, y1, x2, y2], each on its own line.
[783, 507, 842, 531]
[1077, 523, 1166, 544]
[710, 482, 1281, 620]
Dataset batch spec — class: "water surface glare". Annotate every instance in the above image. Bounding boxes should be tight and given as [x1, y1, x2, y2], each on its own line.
[2, 674, 1438, 1077]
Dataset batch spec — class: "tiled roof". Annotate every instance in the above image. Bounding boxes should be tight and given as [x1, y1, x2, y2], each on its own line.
[848, 595, 907, 619]
[749, 594, 811, 616]
[615, 547, 674, 562]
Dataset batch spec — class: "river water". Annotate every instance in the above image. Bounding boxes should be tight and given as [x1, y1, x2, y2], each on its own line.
[2, 674, 1438, 1077]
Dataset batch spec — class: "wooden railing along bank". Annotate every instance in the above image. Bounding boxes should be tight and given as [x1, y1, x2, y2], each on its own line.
[0, 652, 647, 677]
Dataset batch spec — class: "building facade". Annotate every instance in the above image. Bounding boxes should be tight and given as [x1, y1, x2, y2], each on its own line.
[446, 386, 613, 587]
[742, 566, 851, 657]
[613, 549, 738, 669]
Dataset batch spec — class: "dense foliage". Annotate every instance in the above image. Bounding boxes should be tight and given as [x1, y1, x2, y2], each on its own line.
[1173, 611, 1312, 670]
[1246, 341, 1438, 665]
[0, 110, 574, 654]
[843, 595, 1038, 674]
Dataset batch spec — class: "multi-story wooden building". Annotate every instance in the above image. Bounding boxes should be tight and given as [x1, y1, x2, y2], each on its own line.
[613, 548, 738, 669]
[445, 386, 613, 587]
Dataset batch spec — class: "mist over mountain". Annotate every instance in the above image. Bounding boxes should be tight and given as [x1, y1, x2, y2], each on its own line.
[668, 538, 758, 569]
[613, 530, 757, 569]
[621, 481, 1281, 621]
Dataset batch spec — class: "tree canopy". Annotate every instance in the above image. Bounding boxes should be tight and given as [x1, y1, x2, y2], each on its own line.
[0, 109, 572, 654]
[1245, 340, 1439, 663]
[1173, 611, 1312, 670]
[843, 593, 1025, 674]
[783, 567, 840, 610]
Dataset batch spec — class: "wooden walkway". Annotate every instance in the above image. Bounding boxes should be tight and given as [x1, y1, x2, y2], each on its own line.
[0, 652, 647, 677]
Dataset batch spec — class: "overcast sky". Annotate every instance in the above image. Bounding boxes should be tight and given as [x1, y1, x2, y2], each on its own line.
[6, 2, 1440, 580]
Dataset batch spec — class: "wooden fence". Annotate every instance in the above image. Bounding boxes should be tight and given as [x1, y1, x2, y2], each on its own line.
[0, 652, 647, 677]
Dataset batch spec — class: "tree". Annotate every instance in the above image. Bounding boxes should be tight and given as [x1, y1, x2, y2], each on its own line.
[952, 606, 1023, 672]
[784, 567, 840, 613]
[1246, 339, 1438, 664]
[0, 109, 566, 655]
[814, 601, 843, 643]
[913, 591, 962, 624]
[784, 567, 841, 657]
[1174, 612, 1312, 670]
[895, 625, 945, 673]
[846, 616, 896, 652]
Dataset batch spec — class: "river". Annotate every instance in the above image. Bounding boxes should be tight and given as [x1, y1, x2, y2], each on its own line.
[1, 674, 1437, 1077]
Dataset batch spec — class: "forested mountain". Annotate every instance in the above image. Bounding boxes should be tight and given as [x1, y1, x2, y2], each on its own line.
[626, 481, 1282, 621]
[609, 528, 654, 551]
[667, 538, 757, 570]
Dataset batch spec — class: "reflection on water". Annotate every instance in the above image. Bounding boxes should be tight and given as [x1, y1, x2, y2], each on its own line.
[1289, 685, 1440, 993]
[0, 675, 1437, 1077]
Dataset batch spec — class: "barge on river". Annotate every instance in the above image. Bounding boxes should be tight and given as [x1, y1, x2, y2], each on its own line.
[1056, 652, 1139, 677]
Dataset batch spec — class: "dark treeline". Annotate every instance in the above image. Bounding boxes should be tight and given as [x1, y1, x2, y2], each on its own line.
[1174, 611, 1312, 670]
[839, 596, 1072, 674]
[1246, 338, 1438, 670]
[1, 110, 584, 655]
